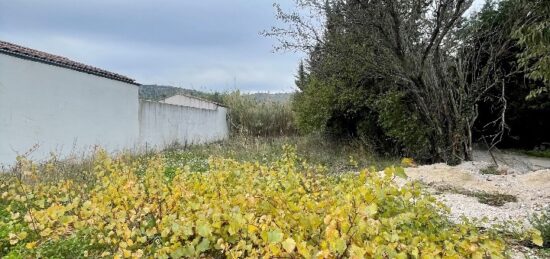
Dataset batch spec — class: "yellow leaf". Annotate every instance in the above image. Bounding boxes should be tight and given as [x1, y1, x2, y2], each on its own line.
[247, 224, 258, 233]
[365, 203, 378, 216]
[282, 238, 296, 253]
[145, 227, 157, 237]
[17, 231, 28, 240]
[25, 241, 37, 249]
[330, 238, 347, 254]
[401, 157, 416, 167]
[137, 236, 147, 243]
[196, 238, 210, 253]
[349, 245, 365, 259]
[11, 212, 20, 220]
[267, 229, 284, 243]
[9, 238, 18, 245]
[472, 251, 484, 259]
[40, 228, 53, 237]
[24, 213, 33, 222]
[197, 223, 212, 237]
[297, 241, 311, 258]
[532, 230, 543, 247]
[35, 199, 46, 208]
[394, 167, 408, 179]
[123, 249, 132, 258]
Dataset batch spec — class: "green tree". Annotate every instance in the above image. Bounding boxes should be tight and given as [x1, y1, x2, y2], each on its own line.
[267, 0, 479, 163]
[464, 0, 550, 149]
[266, 0, 549, 163]
[513, 0, 550, 98]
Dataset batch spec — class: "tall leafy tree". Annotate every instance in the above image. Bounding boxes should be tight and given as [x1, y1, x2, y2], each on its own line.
[513, 0, 550, 98]
[267, 0, 480, 163]
[266, 0, 548, 163]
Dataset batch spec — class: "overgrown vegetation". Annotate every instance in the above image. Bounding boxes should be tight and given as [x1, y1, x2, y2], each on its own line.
[222, 91, 297, 137]
[139, 84, 297, 138]
[1, 146, 513, 258]
[522, 150, 550, 159]
[467, 0, 550, 150]
[475, 193, 518, 207]
[265, 0, 550, 163]
[430, 184, 518, 207]
[1, 0, 547, 256]
[530, 207, 550, 248]
[480, 165, 502, 175]
[166, 135, 397, 172]
[513, 0, 550, 98]
[490, 220, 546, 255]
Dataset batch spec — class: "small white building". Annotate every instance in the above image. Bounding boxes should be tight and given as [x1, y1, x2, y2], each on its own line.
[0, 40, 140, 165]
[160, 94, 220, 110]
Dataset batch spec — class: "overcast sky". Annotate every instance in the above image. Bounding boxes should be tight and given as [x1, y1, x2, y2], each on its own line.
[0, 0, 485, 93]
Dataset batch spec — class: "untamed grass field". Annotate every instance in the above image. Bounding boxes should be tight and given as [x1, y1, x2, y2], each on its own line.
[0, 136, 545, 258]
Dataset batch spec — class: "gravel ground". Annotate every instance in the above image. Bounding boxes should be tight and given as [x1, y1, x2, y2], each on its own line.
[473, 149, 550, 173]
[394, 154, 550, 258]
[403, 161, 550, 226]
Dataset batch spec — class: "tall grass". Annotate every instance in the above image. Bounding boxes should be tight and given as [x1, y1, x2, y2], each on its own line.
[162, 134, 398, 174]
[0, 135, 397, 182]
[222, 91, 297, 137]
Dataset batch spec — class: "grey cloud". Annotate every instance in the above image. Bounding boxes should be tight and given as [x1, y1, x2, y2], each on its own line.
[0, 0, 300, 49]
[0, 0, 303, 92]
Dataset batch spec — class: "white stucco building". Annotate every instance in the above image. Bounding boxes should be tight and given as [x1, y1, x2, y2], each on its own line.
[0, 40, 140, 165]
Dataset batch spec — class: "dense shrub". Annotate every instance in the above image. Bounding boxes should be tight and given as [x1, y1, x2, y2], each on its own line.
[0, 147, 509, 258]
[292, 75, 432, 161]
[374, 91, 432, 161]
[292, 78, 338, 135]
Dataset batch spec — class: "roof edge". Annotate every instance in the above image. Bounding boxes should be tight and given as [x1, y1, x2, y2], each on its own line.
[0, 40, 139, 85]
[162, 93, 227, 108]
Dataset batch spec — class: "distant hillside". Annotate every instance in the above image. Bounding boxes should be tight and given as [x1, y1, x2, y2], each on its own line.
[140, 85, 294, 104]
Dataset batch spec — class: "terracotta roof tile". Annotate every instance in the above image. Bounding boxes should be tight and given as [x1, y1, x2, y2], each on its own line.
[0, 40, 137, 85]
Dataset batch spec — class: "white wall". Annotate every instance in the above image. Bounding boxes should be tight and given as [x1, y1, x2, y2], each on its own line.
[161, 94, 219, 110]
[139, 101, 228, 149]
[0, 53, 139, 166]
